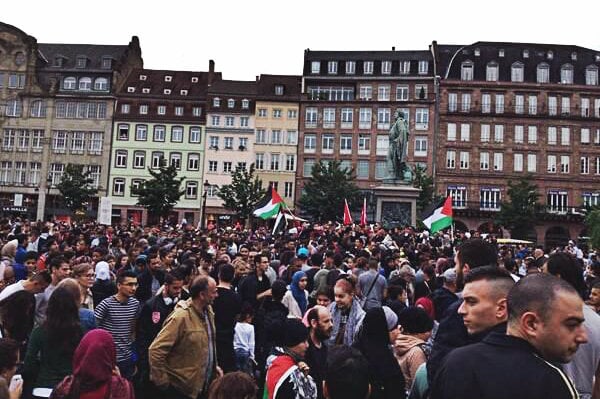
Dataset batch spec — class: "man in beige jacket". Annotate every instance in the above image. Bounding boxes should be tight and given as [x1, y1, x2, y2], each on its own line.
[149, 275, 222, 399]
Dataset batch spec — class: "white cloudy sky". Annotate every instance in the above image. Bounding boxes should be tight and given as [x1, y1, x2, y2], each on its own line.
[6, 0, 598, 80]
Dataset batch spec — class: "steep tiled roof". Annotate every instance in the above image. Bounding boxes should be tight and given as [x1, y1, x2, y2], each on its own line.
[256, 74, 301, 101]
[118, 68, 221, 99]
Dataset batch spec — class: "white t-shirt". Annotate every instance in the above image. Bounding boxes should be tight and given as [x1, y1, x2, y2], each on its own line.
[0, 281, 25, 302]
[234, 321, 255, 358]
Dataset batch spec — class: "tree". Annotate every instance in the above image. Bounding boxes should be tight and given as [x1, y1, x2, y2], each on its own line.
[217, 164, 266, 225]
[585, 208, 600, 250]
[495, 175, 540, 239]
[56, 164, 97, 215]
[299, 160, 360, 222]
[133, 161, 185, 223]
[412, 165, 441, 213]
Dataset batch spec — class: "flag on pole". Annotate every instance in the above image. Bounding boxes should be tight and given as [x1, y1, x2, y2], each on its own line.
[253, 187, 284, 220]
[423, 196, 453, 234]
[360, 197, 367, 226]
[343, 199, 353, 225]
[272, 206, 288, 235]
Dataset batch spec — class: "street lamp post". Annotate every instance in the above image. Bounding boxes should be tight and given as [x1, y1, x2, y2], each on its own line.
[200, 179, 210, 230]
[45, 175, 52, 221]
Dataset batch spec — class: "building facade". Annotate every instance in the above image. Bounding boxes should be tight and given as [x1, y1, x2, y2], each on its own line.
[434, 42, 600, 246]
[254, 75, 301, 206]
[204, 80, 256, 226]
[0, 21, 142, 221]
[297, 49, 436, 220]
[110, 66, 219, 225]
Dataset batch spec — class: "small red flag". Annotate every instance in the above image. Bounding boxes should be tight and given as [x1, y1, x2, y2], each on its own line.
[343, 199, 353, 225]
[360, 197, 367, 226]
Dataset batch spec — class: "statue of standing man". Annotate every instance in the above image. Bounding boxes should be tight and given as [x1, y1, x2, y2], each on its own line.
[387, 109, 410, 180]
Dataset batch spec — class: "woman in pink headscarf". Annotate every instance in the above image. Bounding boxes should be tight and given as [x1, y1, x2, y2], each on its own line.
[50, 329, 133, 399]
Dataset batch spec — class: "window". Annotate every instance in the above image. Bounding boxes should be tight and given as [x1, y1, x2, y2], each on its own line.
[415, 109, 429, 130]
[139, 104, 148, 115]
[494, 125, 504, 143]
[547, 191, 568, 213]
[596, 157, 600, 175]
[240, 117, 249, 127]
[76, 56, 87, 68]
[30, 100, 46, 118]
[213, 98, 221, 107]
[581, 128, 590, 144]
[561, 97, 571, 115]
[225, 116, 235, 127]
[211, 116, 220, 126]
[31, 130, 43, 152]
[375, 161, 387, 179]
[237, 162, 247, 171]
[547, 155, 557, 173]
[529, 95, 537, 115]
[120, 103, 130, 114]
[459, 151, 470, 169]
[514, 153, 524, 172]
[358, 134, 371, 153]
[447, 186, 467, 208]
[133, 151, 145, 168]
[157, 105, 166, 115]
[153, 125, 166, 142]
[495, 94, 504, 114]
[341, 108, 353, 127]
[170, 153, 182, 169]
[359, 85, 373, 100]
[224, 137, 233, 149]
[185, 181, 198, 199]
[94, 78, 108, 91]
[253, 153, 264, 170]
[63, 77, 76, 90]
[581, 98, 590, 117]
[356, 161, 369, 179]
[537, 63, 550, 83]
[52, 131, 67, 153]
[460, 124, 470, 141]
[189, 127, 201, 143]
[78, 77, 92, 91]
[359, 108, 372, 129]
[447, 123, 457, 141]
[511, 62, 524, 82]
[113, 178, 125, 196]
[273, 109, 282, 118]
[171, 126, 184, 142]
[323, 108, 336, 128]
[256, 129, 266, 144]
[49, 163, 64, 186]
[2, 129, 15, 151]
[527, 154, 537, 172]
[446, 150, 456, 168]
[271, 130, 282, 144]
[414, 136, 427, 157]
[376, 136, 389, 156]
[242, 99, 249, 109]
[311, 61, 320, 74]
[400, 61, 410, 74]
[480, 124, 490, 142]
[258, 108, 267, 117]
[28, 162, 41, 186]
[382, 61, 392, 74]
[514, 125, 524, 144]
[328, 61, 338, 74]
[515, 95, 524, 114]
[377, 108, 391, 129]
[547, 126, 557, 145]
[480, 152, 490, 170]
[115, 150, 127, 168]
[560, 155, 570, 173]
[378, 85, 391, 101]
[396, 85, 409, 101]
[193, 107, 202, 117]
[13, 162, 26, 186]
[461, 93, 471, 112]
[287, 109, 297, 119]
[547, 96, 558, 116]
[285, 154, 295, 171]
[164, 75, 172, 82]
[151, 152, 164, 169]
[583, 192, 600, 207]
[448, 92, 458, 112]
[418, 61, 429, 74]
[481, 94, 491, 113]
[304, 134, 316, 151]
[239, 137, 248, 150]
[586, 66, 599, 85]
[345, 61, 356, 75]
[180, 90, 188, 96]
[561, 127, 570, 146]
[117, 124, 129, 140]
[88, 132, 102, 155]
[461, 61, 474, 81]
[480, 188, 501, 211]
[71, 131, 85, 153]
[560, 64, 574, 84]
[322, 134, 334, 152]
[493, 153, 503, 171]
[284, 182, 293, 198]
[581, 156, 590, 174]
[17, 130, 29, 150]
[363, 61, 374, 75]
[87, 165, 101, 188]
[135, 125, 147, 141]
[5, 99, 21, 117]
[486, 62, 498, 81]
[270, 154, 280, 170]
[340, 135, 352, 153]
[223, 162, 232, 173]
[305, 108, 318, 128]
[286, 130, 297, 145]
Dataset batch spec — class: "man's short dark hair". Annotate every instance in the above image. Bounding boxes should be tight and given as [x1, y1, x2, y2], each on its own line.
[545, 252, 586, 296]
[592, 279, 600, 290]
[24, 251, 38, 262]
[325, 345, 370, 399]
[218, 263, 235, 283]
[307, 307, 320, 327]
[507, 273, 579, 324]
[164, 270, 184, 285]
[116, 270, 137, 285]
[48, 256, 67, 272]
[457, 239, 497, 269]
[32, 270, 51, 285]
[464, 265, 515, 300]
[189, 276, 210, 299]
[0, 338, 20, 374]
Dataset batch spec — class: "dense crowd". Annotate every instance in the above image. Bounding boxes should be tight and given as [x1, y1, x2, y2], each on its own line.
[0, 218, 598, 399]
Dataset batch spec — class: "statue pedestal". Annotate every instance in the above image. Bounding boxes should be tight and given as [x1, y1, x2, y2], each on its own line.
[374, 183, 420, 228]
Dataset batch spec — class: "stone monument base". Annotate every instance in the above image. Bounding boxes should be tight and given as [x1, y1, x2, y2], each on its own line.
[374, 183, 420, 228]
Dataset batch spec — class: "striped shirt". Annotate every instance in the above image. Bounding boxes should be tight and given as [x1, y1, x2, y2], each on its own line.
[95, 295, 141, 363]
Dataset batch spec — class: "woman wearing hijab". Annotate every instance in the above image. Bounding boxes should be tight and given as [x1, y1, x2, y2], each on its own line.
[50, 329, 134, 399]
[353, 306, 406, 399]
[282, 271, 309, 319]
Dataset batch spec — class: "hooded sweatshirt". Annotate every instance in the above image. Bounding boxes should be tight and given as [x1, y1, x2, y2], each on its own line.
[394, 334, 428, 391]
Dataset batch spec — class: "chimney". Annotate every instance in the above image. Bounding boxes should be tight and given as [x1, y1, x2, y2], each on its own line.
[208, 59, 215, 86]
[392, 46, 395, 51]
[256, 75, 259, 82]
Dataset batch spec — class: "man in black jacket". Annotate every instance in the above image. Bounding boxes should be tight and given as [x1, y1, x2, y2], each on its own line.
[432, 273, 586, 399]
[135, 252, 166, 303]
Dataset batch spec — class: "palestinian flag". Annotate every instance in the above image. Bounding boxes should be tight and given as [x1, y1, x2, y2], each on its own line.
[423, 196, 453, 234]
[253, 187, 284, 220]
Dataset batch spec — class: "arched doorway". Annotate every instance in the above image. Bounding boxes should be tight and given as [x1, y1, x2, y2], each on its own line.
[477, 221, 502, 235]
[454, 220, 469, 233]
[545, 226, 570, 250]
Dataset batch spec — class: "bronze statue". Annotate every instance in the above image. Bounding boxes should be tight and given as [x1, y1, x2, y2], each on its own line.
[387, 110, 410, 180]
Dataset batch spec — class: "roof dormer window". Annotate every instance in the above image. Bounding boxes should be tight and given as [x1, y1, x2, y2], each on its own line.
[180, 89, 188, 96]
[54, 56, 64, 67]
[213, 97, 221, 107]
[523, 49, 529, 58]
[127, 86, 135, 93]
[76, 56, 87, 68]
[498, 49, 505, 57]
[547, 51, 554, 60]
[191, 77, 199, 83]
[101, 57, 112, 69]
[474, 48, 480, 56]
[139, 75, 147, 81]
[164, 89, 171, 95]
[571, 52, 577, 61]
[228, 99, 235, 108]
[165, 76, 172, 82]
[142, 88, 150, 94]
[275, 85, 284, 95]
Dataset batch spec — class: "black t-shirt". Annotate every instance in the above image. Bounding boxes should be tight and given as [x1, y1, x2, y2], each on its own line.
[213, 286, 242, 340]
[306, 338, 328, 399]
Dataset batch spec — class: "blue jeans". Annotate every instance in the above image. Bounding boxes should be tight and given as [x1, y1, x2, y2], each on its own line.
[117, 358, 136, 380]
[235, 348, 253, 375]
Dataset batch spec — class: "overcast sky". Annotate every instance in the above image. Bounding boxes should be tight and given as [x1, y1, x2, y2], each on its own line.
[6, 0, 598, 81]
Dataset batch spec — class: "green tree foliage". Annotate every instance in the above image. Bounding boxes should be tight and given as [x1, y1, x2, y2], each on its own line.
[217, 164, 266, 224]
[412, 165, 441, 213]
[56, 164, 97, 214]
[495, 175, 540, 239]
[132, 161, 185, 223]
[585, 208, 600, 250]
[299, 160, 360, 222]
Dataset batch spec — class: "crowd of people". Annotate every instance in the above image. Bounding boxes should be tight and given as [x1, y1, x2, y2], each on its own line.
[0, 218, 597, 399]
